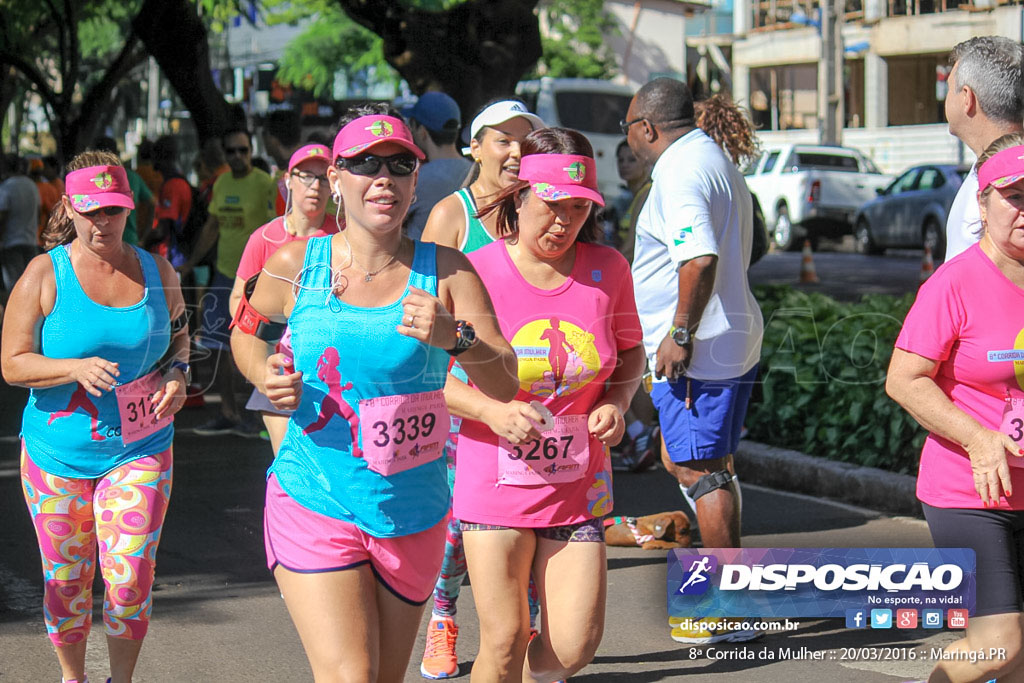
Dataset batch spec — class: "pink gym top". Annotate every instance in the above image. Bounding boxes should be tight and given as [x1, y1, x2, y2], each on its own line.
[236, 215, 340, 282]
[453, 240, 643, 527]
[895, 243, 1024, 510]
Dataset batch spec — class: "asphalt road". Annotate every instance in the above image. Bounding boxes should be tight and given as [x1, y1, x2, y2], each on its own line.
[749, 241, 932, 301]
[0, 248, 958, 682]
[0, 386, 960, 683]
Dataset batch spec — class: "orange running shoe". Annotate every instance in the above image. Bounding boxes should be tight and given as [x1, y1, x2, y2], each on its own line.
[420, 615, 459, 679]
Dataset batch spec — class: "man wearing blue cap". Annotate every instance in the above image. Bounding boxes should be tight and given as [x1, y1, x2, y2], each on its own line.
[404, 91, 473, 240]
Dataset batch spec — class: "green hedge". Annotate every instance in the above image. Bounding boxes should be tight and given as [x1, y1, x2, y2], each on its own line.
[746, 285, 927, 474]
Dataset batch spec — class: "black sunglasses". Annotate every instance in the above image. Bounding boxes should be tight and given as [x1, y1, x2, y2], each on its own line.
[336, 153, 418, 177]
[225, 146, 250, 156]
[619, 117, 647, 135]
[80, 206, 127, 217]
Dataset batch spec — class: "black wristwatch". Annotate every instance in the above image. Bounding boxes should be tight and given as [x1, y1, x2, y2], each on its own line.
[447, 320, 477, 356]
[169, 360, 192, 385]
[669, 326, 692, 347]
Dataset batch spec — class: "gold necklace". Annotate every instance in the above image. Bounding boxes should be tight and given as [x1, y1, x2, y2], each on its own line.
[343, 235, 399, 282]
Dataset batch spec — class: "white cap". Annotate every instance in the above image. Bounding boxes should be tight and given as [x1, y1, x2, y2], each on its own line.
[469, 100, 544, 140]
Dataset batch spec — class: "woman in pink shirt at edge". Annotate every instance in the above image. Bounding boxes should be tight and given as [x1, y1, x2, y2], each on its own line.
[448, 128, 645, 682]
[887, 132, 1024, 683]
[229, 144, 340, 453]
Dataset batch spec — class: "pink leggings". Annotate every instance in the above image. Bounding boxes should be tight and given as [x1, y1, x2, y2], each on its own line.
[20, 445, 172, 646]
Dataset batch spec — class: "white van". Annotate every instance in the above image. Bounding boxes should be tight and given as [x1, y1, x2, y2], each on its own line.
[516, 77, 635, 200]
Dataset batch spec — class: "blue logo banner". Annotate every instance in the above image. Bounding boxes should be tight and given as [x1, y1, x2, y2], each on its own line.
[667, 548, 975, 618]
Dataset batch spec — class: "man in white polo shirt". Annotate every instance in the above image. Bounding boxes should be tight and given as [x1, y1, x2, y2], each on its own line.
[626, 78, 763, 643]
[944, 36, 1023, 260]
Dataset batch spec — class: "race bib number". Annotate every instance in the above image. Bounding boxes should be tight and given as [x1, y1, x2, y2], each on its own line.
[1001, 397, 1024, 469]
[115, 371, 172, 445]
[359, 389, 448, 476]
[497, 414, 590, 485]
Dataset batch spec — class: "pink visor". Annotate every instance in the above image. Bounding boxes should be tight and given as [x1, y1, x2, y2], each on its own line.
[288, 144, 330, 173]
[517, 154, 604, 206]
[332, 115, 425, 161]
[978, 145, 1024, 191]
[65, 165, 135, 213]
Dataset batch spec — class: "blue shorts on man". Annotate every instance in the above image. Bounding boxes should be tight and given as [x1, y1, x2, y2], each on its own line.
[651, 364, 758, 463]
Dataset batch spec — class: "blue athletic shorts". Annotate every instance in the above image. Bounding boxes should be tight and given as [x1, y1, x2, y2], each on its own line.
[197, 270, 234, 351]
[651, 364, 758, 463]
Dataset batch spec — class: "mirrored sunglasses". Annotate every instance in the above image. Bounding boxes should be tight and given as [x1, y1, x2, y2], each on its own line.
[335, 153, 418, 177]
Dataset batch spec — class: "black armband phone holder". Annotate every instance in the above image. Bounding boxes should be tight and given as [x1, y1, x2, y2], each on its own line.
[229, 273, 286, 343]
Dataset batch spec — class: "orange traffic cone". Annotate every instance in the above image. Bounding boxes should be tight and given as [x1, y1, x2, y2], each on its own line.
[919, 245, 934, 284]
[799, 240, 819, 283]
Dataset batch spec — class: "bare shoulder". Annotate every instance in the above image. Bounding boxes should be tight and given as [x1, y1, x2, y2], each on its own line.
[435, 243, 477, 282]
[262, 239, 307, 280]
[422, 193, 466, 247]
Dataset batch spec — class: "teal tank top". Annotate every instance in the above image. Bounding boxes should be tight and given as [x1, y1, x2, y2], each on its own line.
[22, 245, 173, 478]
[456, 188, 495, 254]
[270, 236, 451, 537]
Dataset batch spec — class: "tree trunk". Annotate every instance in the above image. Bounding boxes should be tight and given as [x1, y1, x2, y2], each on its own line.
[337, 0, 542, 118]
[133, 0, 237, 144]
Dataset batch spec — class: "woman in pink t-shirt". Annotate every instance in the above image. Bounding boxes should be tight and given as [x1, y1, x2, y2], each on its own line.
[229, 144, 340, 452]
[888, 133, 1024, 682]
[447, 128, 645, 681]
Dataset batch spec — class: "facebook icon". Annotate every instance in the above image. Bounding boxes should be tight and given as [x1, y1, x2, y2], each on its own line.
[846, 609, 867, 629]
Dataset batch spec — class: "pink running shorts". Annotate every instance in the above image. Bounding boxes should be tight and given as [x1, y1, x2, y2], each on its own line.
[264, 474, 448, 604]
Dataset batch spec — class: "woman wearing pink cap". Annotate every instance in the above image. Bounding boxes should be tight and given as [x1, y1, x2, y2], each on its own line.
[230, 104, 518, 681]
[229, 143, 340, 453]
[1, 150, 188, 683]
[449, 127, 645, 681]
[888, 131, 1024, 682]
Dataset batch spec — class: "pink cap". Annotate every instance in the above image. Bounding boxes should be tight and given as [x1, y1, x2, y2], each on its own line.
[288, 144, 330, 173]
[331, 115, 425, 161]
[978, 145, 1024, 192]
[65, 165, 135, 213]
[517, 154, 604, 206]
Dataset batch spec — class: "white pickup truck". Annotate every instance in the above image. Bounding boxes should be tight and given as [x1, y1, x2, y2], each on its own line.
[743, 144, 892, 250]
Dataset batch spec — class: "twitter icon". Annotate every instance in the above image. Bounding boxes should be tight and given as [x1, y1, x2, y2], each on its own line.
[871, 609, 893, 629]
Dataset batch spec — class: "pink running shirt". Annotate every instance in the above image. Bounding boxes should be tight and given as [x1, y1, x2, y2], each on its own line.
[236, 215, 341, 282]
[896, 243, 1024, 510]
[454, 240, 644, 527]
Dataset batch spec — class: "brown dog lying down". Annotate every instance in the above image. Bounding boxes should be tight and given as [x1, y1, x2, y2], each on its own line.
[604, 511, 692, 549]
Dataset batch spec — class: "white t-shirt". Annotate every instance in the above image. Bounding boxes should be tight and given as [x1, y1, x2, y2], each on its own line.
[944, 163, 980, 260]
[631, 129, 763, 381]
[0, 175, 40, 248]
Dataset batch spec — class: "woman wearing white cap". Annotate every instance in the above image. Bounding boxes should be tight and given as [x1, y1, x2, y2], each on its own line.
[421, 99, 543, 253]
[229, 143, 340, 454]
[417, 98, 544, 680]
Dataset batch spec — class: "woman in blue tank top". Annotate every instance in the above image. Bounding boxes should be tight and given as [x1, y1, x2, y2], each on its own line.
[231, 105, 518, 681]
[1, 152, 188, 683]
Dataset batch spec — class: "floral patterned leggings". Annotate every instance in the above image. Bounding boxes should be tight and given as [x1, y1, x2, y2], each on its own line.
[20, 446, 172, 646]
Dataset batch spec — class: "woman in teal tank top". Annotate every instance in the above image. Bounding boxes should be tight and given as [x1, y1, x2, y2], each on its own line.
[1, 152, 188, 683]
[231, 105, 519, 681]
[421, 99, 543, 255]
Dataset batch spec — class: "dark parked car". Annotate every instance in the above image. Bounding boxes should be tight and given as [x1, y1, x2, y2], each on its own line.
[853, 164, 969, 260]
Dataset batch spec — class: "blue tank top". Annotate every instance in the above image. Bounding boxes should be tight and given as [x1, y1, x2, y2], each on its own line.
[22, 245, 173, 478]
[271, 236, 451, 537]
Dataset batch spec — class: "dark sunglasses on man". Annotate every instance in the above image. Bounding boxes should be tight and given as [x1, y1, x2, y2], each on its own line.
[335, 153, 418, 177]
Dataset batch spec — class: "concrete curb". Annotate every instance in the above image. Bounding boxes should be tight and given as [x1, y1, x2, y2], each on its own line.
[735, 440, 922, 517]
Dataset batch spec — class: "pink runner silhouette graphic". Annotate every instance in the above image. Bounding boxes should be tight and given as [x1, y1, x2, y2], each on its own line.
[303, 347, 362, 457]
[48, 384, 105, 441]
[539, 317, 575, 390]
